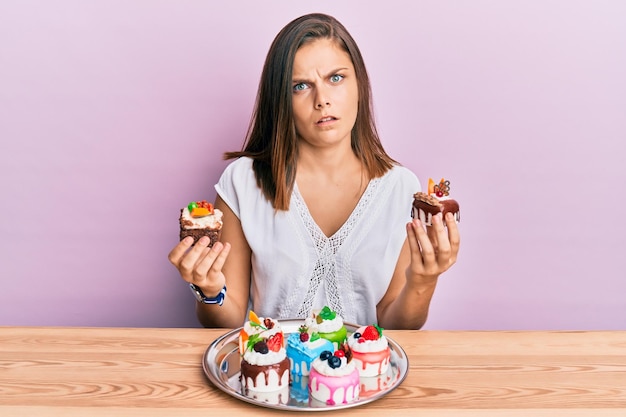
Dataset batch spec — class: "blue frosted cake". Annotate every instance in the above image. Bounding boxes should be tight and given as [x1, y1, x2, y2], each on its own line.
[287, 323, 334, 376]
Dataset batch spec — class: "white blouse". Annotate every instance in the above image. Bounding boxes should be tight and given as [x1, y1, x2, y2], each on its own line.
[215, 157, 421, 326]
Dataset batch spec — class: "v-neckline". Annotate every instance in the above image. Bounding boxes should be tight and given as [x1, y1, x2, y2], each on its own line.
[292, 178, 377, 240]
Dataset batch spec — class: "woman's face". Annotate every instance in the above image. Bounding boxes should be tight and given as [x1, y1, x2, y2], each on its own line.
[291, 38, 358, 150]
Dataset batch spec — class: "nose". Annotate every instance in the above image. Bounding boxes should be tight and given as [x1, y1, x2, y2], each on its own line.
[315, 100, 330, 109]
[314, 86, 330, 109]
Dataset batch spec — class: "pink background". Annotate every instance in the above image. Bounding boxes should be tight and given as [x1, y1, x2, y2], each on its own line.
[1, 1, 625, 329]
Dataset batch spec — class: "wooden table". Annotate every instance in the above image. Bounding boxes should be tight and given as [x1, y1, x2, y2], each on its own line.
[1, 327, 625, 416]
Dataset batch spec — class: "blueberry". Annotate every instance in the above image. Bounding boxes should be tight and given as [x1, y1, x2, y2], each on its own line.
[253, 341, 269, 354]
[319, 350, 332, 360]
[327, 355, 341, 369]
[353, 332, 361, 339]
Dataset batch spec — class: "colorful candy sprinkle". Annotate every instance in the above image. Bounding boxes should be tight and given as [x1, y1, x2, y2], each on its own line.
[188, 200, 214, 217]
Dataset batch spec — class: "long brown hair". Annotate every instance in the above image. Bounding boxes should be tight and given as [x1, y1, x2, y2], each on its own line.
[224, 13, 397, 210]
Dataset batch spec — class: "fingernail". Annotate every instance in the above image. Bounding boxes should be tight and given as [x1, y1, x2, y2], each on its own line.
[198, 236, 209, 245]
[183, 236, 193, 245]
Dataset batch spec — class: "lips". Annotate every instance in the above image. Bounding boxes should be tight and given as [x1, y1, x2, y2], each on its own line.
[316, 116, 337, 124]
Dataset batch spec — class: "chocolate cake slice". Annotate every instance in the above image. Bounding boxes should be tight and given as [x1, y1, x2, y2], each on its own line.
[179, 200, 223, 245]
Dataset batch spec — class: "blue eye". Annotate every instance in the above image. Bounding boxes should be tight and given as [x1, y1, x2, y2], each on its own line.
[293, 83, 308, 92]
[330, 74, 344, 83]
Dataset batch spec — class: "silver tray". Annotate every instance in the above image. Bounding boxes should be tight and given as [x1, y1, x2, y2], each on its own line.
[202, 319, 409, 411]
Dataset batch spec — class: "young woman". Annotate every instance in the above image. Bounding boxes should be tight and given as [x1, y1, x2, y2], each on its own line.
[168, 13, 460, 329]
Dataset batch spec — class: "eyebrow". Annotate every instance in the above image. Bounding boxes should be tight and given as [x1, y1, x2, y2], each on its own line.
[292, 67, 350, 84]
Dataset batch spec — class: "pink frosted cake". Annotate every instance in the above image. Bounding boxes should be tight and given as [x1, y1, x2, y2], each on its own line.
[238, 311, 289, 393]
[308, 344, 360, 405]
[347, 324, 391, 377]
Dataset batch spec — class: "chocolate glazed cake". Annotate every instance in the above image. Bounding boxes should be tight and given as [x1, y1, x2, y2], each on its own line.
[412, 178, 460, 226]
[412, 193, 460, 226]
[240, 358, 290, 391]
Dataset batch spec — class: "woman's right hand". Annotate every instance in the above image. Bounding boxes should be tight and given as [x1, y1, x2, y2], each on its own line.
[170, 195, 251, 328]
[167, 236, 231, 298]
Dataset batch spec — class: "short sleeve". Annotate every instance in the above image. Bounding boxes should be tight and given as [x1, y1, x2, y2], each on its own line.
[214, 157, 257, 219]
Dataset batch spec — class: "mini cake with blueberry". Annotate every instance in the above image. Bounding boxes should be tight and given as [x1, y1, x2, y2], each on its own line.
[308, 343, 360, 405]
[238, 311, 290, 393]
[314, 306, 348, 350]
[347, 324, 391, 377]
[287, 323, 335, 376]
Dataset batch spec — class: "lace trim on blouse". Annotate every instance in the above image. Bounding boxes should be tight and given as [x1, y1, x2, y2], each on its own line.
[281, 177, 381, 318]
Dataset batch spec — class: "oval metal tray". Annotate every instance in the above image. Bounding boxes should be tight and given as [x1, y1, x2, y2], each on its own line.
[202, 319, 408, 411]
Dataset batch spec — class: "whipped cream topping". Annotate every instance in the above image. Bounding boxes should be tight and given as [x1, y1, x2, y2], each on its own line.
[304, 317, 319, 332]
[311, 356, 355, 377]
[348, 326, 389, 353]
[243, 349, 287, 366]
[305, 338, 332, 350]
[181, 207, 223, 229]
[243, 318, 282, 338]
[317, 315, 344, 333]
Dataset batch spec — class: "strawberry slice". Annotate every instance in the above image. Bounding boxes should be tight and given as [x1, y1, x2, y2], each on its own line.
[266, 333, 283, 352]
[361, 325, 380, 341]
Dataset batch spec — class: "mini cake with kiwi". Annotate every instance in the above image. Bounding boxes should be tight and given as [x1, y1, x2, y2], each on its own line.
[313, 306, 348, 350]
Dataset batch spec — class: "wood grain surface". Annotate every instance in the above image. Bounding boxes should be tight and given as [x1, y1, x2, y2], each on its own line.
[1, 327, 625, 416]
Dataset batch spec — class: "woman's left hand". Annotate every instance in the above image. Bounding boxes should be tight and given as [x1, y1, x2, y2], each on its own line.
[406, 212, 460, 284]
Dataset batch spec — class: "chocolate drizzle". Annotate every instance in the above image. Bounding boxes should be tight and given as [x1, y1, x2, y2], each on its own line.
[240, 357, 290, 389]
[412, 192, 460, 221]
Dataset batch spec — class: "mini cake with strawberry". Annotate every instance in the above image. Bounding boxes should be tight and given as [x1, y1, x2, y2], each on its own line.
[287, 323, 335, 376]
[412, 178, 460, 226]
[179, 200, 223, 245]
[238, 311, 290, 392]
[347, 324, 391, 377]
[314, 306, 348, 350]
[308, 343, 360, 405]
